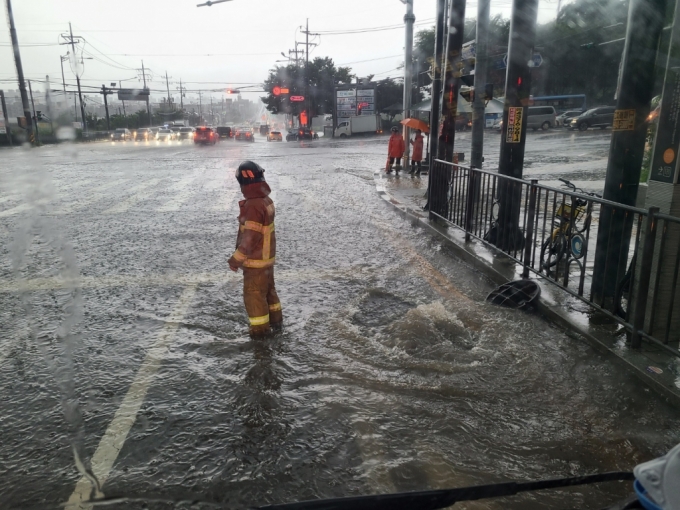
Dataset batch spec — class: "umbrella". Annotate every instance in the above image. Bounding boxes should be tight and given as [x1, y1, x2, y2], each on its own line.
[400, 118, 429, 134]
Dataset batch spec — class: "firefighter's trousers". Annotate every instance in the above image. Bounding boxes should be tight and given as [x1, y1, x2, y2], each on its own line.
[243, 266, 282, 336]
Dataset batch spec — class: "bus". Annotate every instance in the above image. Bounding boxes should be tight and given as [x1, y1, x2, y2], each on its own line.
[530, 95, 587, 113]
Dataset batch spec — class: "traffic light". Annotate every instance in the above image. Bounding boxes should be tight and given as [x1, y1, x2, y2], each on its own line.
[272, 86, 281, 96]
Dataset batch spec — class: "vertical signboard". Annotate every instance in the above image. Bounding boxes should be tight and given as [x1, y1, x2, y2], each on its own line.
[336, 89, 356, 118]
[506, 106, 523, 143]
[356, 88, 375, 115]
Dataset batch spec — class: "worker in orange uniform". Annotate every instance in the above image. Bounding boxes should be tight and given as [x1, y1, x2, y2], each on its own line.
[228, 161, 282, 336]
[409, 129, 424, 176]
[387, 126, 405, 173]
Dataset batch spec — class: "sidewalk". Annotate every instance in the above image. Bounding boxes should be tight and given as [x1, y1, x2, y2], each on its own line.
[375, 169, 680, 405]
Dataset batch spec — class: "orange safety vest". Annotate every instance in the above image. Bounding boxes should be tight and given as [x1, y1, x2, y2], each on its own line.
[230, 182, 276, 269]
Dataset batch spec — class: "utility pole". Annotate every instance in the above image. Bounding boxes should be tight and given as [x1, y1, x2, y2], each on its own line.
[299, 20, 319, 127]
[495, 0, 539, 251]
[119, 80, 126, 117]
[60, 55, 68, 96]
[179, 79, 184, 109]
[438, 0, 466, 162]
[27, 80, 40, 145]
[6, 0, 34, 144]
[210, 96, 213, 124]
[141, 60, 152, 127]
[100, 84, 112, 131]
[0, 90, 13, 146]
[198, 90, 202, 124]
[402, 0, 415, 169]
[60, 23, 87, 134]
[592, 0, 668, 307]
[425, 0, 447, 215]
[470, 0, 490, 170]
[45, 75, 55, 136]
[165, 71, 172, 110]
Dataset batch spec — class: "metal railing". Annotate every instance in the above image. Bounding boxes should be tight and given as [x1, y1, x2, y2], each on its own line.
[428, 158, 680, 356]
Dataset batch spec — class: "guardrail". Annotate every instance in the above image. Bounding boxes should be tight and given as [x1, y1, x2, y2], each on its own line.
[428, 158, 680, 357]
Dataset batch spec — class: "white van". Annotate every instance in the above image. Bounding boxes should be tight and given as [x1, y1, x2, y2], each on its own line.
[527, 106, 556, 131]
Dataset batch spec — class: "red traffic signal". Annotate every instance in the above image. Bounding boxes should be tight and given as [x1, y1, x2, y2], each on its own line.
[290, 95, 305, 102]
[273, 86, 281, 96]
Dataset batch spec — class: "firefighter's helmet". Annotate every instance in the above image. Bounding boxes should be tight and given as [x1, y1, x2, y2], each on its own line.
[236, 161, 266, 186]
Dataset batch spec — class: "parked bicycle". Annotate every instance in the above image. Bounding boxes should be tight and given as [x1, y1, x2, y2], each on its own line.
[540, 178, 601, 273]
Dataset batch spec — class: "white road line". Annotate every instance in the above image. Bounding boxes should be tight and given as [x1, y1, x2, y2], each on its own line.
[156, 174, 199, 212]
[0, 203, 31, 218]
[102, 179, 161, 215]
[0, 194, 21, 205]
[212, 189, 239, 212]
[65, 285, 197, 509]
[58, 179, 130, 214]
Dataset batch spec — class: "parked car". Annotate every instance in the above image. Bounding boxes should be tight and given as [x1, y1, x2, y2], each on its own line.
[568, 106, 616, 131]
[111, 128, 132, 141]
[267, 130, 283, 142]
[216, 126, 232, 139]
[194, 126, 217, 145]
[555, 110, 583, 127]
[527, 106, 556, 130]
[156, 129, 176, 142]
[134, 128, 150, 141]
[235, 127, 254, 142]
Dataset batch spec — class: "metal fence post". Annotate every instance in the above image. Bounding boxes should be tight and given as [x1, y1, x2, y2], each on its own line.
[522, 179, 538, 278]
[631, 207, 659, 349]
[464, 168, 474, 242]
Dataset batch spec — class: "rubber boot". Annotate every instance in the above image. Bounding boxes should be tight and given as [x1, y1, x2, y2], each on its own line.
[249, 324, 272, 337]
[387, 165, 393, 174]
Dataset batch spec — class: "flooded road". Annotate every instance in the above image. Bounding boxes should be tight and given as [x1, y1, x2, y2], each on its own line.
[1, 133, 678, 509]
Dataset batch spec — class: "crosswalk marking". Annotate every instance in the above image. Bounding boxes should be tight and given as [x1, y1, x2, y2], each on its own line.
[156, 174, 199, 212]
[212, 189, 239, 212]
[102, 179, 161, 215]
[0, 203, 31, 218]
[65, 285, 197, 509]
[58, 179, 130, 214]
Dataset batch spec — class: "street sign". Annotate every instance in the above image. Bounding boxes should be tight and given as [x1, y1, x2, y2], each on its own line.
[118, 88, 150, 101]
[290, 96, 305, 102]
[528, 53, 543, 68]
[501, 53, 542, 69]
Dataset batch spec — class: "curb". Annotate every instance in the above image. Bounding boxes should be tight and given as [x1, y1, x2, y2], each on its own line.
[373, 170, 680, 406]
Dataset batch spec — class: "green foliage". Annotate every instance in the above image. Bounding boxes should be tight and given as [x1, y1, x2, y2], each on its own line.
[376, 78, 424, 116]
[262, 57, 353, 117]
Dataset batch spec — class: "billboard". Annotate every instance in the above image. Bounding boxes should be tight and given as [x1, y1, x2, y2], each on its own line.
[117, 88, 150, 101]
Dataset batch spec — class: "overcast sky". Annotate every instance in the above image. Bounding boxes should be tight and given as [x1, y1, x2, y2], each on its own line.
[1, 0, 561, 105]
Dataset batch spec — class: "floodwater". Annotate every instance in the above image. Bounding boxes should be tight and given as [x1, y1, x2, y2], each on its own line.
[0, 133, 678, 509]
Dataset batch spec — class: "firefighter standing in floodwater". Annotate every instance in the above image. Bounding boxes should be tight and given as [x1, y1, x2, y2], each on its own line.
[228, 161, 282, 336]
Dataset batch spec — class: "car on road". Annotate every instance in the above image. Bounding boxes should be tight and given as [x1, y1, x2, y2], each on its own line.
[194, 126, 217, 145]
[259, 124, 270, 136]
[149, 127, 160, 139]
[216, 126, 232, 139]
[568, 106, 615, 131]
[111, 128, 132, 141]
[294, 127, 318, 141]
[285, 129, 297, 142]
[235, 127, 254, 142]
[178, 127, 194, 140]
[527, 106, 556, 130]
[156, 129, 176, 142]
[134, 128, 151, 141]
[267, 130, 283, 142]
[555, 110, 583, 127]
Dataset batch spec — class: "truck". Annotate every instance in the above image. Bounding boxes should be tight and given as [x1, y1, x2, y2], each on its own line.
[334, 114, 382, 138]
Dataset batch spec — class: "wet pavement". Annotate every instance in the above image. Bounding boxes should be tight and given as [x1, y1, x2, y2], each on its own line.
[1, 132, 679, 509]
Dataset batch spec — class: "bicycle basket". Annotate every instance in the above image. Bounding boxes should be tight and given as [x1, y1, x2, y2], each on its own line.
[556, 202, 585, 221]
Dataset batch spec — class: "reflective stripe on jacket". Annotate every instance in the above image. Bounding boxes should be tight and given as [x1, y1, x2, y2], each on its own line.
[230, 182, 276, 269]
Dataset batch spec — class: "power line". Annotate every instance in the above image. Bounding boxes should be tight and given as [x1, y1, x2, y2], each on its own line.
[339, 54, 403, 65]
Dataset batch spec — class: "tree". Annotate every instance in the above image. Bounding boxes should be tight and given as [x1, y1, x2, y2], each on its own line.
[261, 57, 353, 118]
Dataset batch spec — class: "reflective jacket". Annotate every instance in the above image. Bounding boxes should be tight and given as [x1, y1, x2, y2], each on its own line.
[388, 133, 405, 158]
[229, 182, 276, 269]
[411, 134, 424, 162]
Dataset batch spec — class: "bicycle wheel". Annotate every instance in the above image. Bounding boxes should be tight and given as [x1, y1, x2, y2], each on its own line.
[541, 234, 567, 269]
